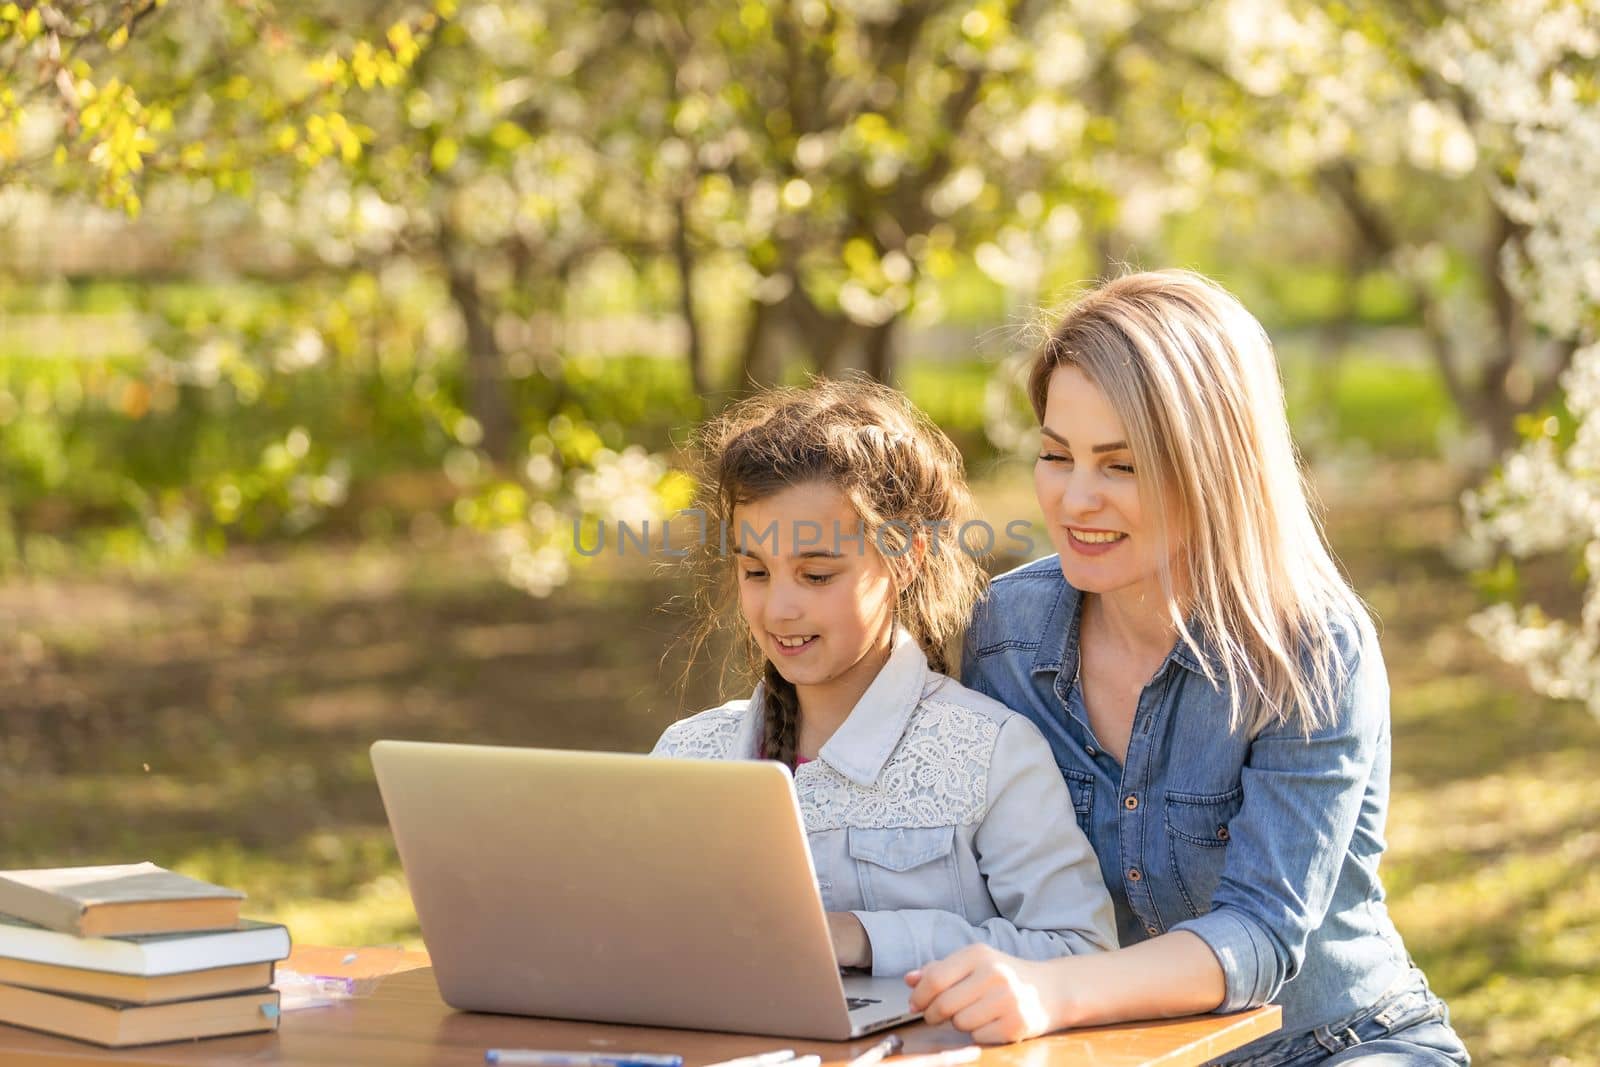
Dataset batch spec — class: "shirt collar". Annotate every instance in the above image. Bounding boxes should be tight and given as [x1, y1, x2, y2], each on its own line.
[816, 627, 936, 788]
[1028, 567, 1214, 683]
[1030, 578, 1078, 677]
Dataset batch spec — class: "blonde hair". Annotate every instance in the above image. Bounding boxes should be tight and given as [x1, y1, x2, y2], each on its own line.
[689, 378, 986, 767]
[1029, 270, 1366, 735]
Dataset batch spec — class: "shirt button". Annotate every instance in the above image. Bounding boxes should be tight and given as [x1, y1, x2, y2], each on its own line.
[1127, 868, 1142, 882]
[1145, 925, 1159, 937]
[1217, 826, 1230, 841]
[1085, 744, 1098, 757]
[1123, 794, 1139, 811]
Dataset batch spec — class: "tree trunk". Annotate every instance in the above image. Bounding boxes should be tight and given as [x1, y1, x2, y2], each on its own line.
[672, 194, 709, 406]
[862, 319, 897, 382]
[817, 320, 857, 377]
[735, 297, 774, 396]
[1321, 162, 1543, 462]
[781, 286, 852, 378]
[444, 253, 515, 466]
[1480, 205, 1530, 457]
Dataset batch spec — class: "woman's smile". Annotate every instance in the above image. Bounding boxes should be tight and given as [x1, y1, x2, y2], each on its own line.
[1065, 526, 1127, 556]
[1034, 366, 1183, 599]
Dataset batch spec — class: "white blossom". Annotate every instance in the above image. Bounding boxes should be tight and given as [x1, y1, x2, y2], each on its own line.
[1446, 0, 1600, 719]
[572, 446, 670, 525]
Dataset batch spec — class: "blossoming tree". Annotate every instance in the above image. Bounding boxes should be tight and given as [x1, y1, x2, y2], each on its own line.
[1431, 0, 1600, 717]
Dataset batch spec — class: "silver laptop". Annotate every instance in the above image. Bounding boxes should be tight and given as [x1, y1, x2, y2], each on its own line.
[370, 739, 920, 1040]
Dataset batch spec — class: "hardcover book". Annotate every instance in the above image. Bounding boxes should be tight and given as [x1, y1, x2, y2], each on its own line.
[0, 864, 244, 937]
[0, 915, 291, 977]
[0, 983, 280, 1047]
[0, 955, 275, 1005]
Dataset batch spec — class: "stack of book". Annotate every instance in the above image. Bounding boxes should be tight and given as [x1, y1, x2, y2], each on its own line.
[0, 863, 291, 1047]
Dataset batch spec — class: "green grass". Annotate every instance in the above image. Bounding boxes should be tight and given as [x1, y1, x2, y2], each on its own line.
[1318, 459, 1600, 1064]
[1280, 345, 1456, 459]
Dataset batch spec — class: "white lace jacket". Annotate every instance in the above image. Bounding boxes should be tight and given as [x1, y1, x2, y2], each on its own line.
[651, 629, 1118, 977]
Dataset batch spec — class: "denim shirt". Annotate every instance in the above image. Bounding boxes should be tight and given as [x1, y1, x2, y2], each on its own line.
[961, 556, 1413, 1053]
[652, 628, 1118, 977]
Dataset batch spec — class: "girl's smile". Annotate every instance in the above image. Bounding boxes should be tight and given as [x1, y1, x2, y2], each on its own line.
[732, 481, 898, 729]
[770, 632, 819, 655]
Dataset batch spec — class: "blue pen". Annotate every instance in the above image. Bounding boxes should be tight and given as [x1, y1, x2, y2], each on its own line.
[484, 1052, 685, 1067]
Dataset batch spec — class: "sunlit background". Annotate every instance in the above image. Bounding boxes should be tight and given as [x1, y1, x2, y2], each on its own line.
[1, 2, 1597, 1062]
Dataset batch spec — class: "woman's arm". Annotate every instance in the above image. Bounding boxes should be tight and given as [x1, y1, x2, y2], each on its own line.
[1166, 624, 1388, 1012]
[906, 930, 1224, 1044]
[920, 620, 1390, 1039]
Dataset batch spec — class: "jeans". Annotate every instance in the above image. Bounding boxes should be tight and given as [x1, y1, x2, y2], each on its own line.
[1213, 969, 1470, 1067]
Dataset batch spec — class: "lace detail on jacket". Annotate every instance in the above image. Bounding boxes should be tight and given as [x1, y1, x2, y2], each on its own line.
[796, 699, 1000, 832]
[651, 706, 746, 759]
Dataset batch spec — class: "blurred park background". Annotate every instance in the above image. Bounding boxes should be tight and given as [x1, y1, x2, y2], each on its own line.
[2, 1, 1598, 1062]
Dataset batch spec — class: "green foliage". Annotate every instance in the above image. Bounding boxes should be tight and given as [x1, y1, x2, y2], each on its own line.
[559, 354, 701, 448]
[0, 285, 712, 572]
[1282, 346, 1457, 458]
[899, 359, 998, 459]
[0, 0, 1575, 595]
[0, 316, 1458, 574]
[0, 1, 452, 212]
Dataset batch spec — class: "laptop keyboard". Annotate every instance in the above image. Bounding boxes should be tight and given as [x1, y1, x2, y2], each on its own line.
[846, 997, 882, 1011]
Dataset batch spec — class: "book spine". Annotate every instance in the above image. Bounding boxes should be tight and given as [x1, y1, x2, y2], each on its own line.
[0, 883, 86, 936]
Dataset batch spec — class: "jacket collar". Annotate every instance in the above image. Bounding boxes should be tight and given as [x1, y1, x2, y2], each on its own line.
[742, 628, 937, 787]
[816, 627, 938, 788]
[1029, 566, 1212, 683]
[1030, 579, 1077, 677]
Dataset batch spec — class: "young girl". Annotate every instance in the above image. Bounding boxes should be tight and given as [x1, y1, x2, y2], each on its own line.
[652, 380, 1116, 978]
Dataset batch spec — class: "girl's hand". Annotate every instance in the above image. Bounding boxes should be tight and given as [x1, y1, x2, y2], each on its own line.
[905, 944, 1058, 1044]
[827, 912, 872, 970]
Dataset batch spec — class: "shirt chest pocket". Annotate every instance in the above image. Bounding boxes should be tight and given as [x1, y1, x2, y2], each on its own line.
[847, 825, 964, 915]
[1163, 787, 1243, 919]
[1060, 769, 1096, 837]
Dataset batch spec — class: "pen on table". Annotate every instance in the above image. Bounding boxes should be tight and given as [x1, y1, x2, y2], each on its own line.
[701, 1050, 799, 1067]
[883, 1047, 983, 1067]
[483, 1051, 685, 1067]
[844, 1033, 904, 1067]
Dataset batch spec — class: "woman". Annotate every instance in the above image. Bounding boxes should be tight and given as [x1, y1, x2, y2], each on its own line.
[906, 271, 1469, 1064]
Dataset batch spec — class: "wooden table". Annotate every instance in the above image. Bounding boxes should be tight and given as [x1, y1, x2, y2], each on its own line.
[0, 947, 1280, 1066]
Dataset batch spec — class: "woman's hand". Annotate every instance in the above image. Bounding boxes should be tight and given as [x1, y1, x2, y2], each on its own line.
[908, 933, 1228, 1043]
[827, 912, 872, 970]
[905, 944, 1059, 1044]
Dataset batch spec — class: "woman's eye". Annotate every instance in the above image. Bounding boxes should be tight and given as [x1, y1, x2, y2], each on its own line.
[802, 572, 834, 585]
[1109, 463, 1136, 475]
[740, 569, 767, 581]
[1037, 452, 1073, 464]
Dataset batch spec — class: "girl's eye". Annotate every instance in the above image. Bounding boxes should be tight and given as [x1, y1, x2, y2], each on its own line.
[740, 568, 767, 581]
[1109, 463, 1136, 475]
[802, 572, 834, 585]
[1037, 451, 1073, 465]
